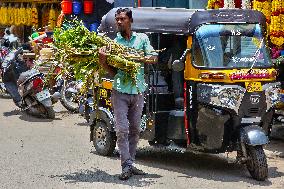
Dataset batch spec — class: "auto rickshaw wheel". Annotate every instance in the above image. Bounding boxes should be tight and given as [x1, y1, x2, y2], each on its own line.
[246, 145, 268, 181]
[93, 121, 116, 156]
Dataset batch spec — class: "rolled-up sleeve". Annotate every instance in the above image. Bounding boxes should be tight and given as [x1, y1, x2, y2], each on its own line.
[142, 34, 158, 56]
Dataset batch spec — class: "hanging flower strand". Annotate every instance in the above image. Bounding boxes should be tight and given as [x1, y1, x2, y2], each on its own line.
[242, 0, 252, 9]
[270, 0, 284, 46]
[207, 0, 224, 9]
[224, 0, 236, 8]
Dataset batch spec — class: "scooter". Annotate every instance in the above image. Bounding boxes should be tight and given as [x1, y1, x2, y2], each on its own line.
[1, 47, 55, 118]
[17, 69, 55, 119]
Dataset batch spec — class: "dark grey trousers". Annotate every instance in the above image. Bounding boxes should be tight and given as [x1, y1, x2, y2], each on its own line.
[111, 89, 144, 168]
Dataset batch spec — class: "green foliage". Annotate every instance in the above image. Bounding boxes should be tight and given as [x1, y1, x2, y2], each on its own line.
[51, 19, 149, 95]
[276, 56, 284, 66]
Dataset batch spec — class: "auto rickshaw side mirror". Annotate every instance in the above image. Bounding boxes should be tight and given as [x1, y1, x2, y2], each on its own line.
[172, 48, 191, 72]
[172, 59, 184, 72]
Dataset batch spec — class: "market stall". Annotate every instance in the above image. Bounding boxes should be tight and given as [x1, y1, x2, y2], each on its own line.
[0, 0, 61, 43]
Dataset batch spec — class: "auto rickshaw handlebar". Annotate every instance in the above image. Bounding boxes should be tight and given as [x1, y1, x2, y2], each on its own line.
[180, 48, 191, 62]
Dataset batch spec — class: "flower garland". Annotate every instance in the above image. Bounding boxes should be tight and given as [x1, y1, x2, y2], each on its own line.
[242, 0, 252, 9]
[224, 0, 235, 8]
[252, 0, 272, 25]
[270, 0, 284, 47]
[229, 69, 271, 80]
[207, 0, 224, 9]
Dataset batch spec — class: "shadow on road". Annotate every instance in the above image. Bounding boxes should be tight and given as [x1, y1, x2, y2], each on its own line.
[20, 113, 62, 122]
[3, 109, 61, 122]
[135, 146, 283, 186]
[77, 122, 90, 127]
[91, 143, 284, 186]
[3, 109, 21, 116]
[19, 112, 61, 122]
[50, 167, 161, 187]
[265, 139, 284, 158]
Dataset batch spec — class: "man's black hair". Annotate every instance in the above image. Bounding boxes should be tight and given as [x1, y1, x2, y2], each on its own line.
[115, 8, 133, 21]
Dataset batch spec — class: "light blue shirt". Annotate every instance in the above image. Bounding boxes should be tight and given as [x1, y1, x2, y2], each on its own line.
[113, 32, 156, 94]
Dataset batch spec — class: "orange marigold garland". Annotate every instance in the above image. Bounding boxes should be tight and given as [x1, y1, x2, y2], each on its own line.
[207, 0, 224, 9]
[252, 0, 272, 24]
[270, 0, 284, 46]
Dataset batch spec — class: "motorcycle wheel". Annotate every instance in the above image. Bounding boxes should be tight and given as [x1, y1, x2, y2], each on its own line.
[24, 98, 55, 119]
[60, 80, 79, 112]
[246, 145, 268, 181]
[45, 106, 55, 119]
[93, 121, 116, 156]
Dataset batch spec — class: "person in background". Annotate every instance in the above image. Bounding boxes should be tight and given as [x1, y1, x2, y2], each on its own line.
[3, 28, 20, 49]
[98, 8, 157, 180]
[4, 28, 18, 43]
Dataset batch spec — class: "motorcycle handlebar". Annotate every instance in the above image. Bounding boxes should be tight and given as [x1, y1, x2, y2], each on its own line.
[1, 48, 23, 69]
[13, 47, 23, 58]
[3, 47, 23, 62]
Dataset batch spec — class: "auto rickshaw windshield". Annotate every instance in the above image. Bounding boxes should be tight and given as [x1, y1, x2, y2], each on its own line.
[192, 23, 272, 69]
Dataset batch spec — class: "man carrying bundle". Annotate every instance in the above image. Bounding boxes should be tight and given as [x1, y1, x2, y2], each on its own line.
[98, 8, 157, 180]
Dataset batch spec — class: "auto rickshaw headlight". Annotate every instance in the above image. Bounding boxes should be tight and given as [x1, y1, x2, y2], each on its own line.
[263, 82, 281, 110]
[197, 84, 246, 113]
[218, 88, 244, 108]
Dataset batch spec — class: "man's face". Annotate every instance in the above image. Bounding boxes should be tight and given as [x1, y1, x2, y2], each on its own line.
[115, 12, 132, 33]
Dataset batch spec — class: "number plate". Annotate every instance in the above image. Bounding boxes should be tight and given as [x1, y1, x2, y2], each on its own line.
[245, 82, 262, 92]
[241, 117, 261, 124]
[35, 89, 50, 101]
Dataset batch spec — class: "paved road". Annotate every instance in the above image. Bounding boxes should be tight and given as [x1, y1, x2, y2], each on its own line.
[0, 98, 284, 189]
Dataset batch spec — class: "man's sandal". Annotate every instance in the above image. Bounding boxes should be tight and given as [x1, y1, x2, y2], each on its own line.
[119, 169, 133, 180]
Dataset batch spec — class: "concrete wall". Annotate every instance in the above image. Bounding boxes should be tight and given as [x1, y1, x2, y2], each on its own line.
[114, 0, 136, 7]
[188, 0, 208, 9]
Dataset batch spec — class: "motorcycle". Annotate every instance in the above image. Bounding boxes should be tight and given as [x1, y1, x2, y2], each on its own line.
[78, 88, 94, 122]
[45, 64, 81, 112]
[60, 78, 82, 112]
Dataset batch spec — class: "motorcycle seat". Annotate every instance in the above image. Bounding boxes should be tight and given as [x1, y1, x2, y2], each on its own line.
[17, 69, 42, 86]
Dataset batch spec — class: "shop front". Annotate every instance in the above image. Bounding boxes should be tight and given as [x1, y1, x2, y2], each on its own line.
[0, 0, 61, 43]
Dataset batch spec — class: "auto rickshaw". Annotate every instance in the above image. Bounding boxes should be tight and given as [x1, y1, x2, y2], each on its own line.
[87, 7, 281, 181]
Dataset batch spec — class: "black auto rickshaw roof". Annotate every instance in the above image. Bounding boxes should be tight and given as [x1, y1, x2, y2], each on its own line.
[190, 9, 266, 33]
[99, 7, 267, 35]
[99, 7, 195, 35]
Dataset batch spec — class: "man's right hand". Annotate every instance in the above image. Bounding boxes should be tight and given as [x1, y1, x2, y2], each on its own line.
[98, 46, 107, 66]
[98, 46, 117, 77]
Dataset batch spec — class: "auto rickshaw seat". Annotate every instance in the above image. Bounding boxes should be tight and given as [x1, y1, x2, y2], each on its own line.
[149, 70, 169, 93]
